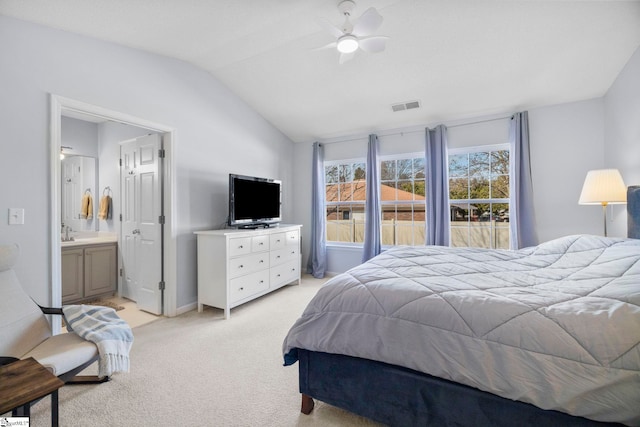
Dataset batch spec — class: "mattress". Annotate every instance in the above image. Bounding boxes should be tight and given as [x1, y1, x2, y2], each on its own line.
[283, 235, 640, 425]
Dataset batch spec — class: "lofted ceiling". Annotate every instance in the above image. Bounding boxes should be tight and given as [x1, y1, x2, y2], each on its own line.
[1, 0, 639, 143]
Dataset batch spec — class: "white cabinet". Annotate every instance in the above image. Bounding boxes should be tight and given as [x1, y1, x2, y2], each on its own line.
[195, 225, 302, 319]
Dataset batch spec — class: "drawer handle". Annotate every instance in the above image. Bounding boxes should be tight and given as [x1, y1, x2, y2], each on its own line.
[291, 251, 295, 254]
[259, 280, 264, 284]
[259, 242, 264, 245]
[239, 265, 244, 269]
[276, 239, 281, 243]
[240, 287, 244, 291]
[259, 260, 264, 263]
[276, 255, 281, 259]
[277, 274, 281, 277]
[291, 268, 296, 272]
[239, 245, 244, 249]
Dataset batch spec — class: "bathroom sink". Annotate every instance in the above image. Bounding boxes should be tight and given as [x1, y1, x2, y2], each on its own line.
[61, 236, 117, 247]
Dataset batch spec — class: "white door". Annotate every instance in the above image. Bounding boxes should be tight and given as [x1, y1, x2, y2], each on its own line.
[120, 134, 163, 315]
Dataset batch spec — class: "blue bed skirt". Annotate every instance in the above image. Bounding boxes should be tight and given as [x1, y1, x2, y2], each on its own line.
[297, 349, 623, 427]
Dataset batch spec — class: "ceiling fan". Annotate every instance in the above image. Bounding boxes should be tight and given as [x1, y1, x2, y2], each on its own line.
[317, 0, 389, 64]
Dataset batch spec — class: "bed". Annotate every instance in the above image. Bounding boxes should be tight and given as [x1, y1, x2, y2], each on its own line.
[283, 233, 640, 426]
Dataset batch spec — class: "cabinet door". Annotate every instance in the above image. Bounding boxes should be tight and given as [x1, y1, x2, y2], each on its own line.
[84, 244, 117, 298]
[61, 248, 84, 303]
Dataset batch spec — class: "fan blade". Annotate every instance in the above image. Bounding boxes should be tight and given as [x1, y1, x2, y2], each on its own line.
[312, 41, 337, 51]
[339, 51, 356, 64]
[317, 17, 345, 39]
[358, 36, 388, 53]
[352, 7, 383, 37]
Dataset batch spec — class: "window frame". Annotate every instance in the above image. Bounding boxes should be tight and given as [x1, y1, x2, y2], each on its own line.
[324, 157, 367, 247]
[379, 152, 427, 247]
[448, 143, 511, 249]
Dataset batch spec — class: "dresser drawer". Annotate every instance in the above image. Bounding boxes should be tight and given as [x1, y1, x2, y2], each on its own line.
[270, 259, 300, 287]
[251, 234, 269, 252]
[228, 252, 269, 278]
[285, 230, 300, 246]
[270, 232, 286, 250]
[270, 246, 299, 266]
[228, 237, 252, 257]
[230, 270, 269, 303]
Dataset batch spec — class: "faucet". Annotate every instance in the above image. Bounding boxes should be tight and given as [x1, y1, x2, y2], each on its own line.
[63, 226, 74, 242]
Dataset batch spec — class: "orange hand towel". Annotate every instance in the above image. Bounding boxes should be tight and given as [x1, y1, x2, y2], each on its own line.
[80, 193, 93, 219]
[98, 195, 112, 220]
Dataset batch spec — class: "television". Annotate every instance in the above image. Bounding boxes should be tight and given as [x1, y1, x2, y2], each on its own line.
[228, 174, 282, 228]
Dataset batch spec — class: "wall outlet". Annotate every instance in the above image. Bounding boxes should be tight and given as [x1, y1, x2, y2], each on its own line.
[8, 208, 25, 225]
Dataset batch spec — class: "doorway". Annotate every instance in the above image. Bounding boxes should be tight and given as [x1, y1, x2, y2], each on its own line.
[50, 95, 177, 334]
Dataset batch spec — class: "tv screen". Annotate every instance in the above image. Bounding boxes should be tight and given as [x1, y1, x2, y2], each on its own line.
[229, 174, 282, 227]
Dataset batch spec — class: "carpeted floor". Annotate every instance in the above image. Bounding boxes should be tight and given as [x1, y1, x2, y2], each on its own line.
[26, 275, 383, 427]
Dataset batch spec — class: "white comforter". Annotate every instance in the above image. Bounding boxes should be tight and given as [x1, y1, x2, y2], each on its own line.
[283, 235, 640, 425]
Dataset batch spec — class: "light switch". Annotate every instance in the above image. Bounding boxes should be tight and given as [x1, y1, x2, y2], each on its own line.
[8, 208, 25, 225]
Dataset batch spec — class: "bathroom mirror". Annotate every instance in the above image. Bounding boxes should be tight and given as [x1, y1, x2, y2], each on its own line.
[61, 154, 98, 233]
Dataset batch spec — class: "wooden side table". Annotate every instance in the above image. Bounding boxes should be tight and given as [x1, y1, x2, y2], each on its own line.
[0, 357, 65, 427]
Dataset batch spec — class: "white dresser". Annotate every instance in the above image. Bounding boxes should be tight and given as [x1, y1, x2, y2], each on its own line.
[195, 224, 302, 319]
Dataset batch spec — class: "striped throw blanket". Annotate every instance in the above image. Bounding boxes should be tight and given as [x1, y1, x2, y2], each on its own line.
[63, 305, 134, 377]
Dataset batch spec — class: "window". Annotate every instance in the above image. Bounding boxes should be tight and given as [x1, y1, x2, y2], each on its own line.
[449, 146, 510, 249]
[325, 160, 366, 243]
[380, 155, 426, 246]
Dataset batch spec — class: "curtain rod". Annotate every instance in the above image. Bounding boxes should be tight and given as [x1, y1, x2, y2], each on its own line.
[319, 114, 513, 145]
[447, 115, 512, 128]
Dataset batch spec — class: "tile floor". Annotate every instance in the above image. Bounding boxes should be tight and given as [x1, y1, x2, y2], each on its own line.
[104, 295, 160, 329]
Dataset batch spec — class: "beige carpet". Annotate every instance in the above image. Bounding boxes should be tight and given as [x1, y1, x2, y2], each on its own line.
[27, 275, 383, 427]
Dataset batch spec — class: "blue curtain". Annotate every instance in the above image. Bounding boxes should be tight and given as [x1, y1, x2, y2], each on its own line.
[306, 142, 327, 278]
[362, 134, 382, 262]
[425, 125, 450, 246]
[509, 112, 537, 249]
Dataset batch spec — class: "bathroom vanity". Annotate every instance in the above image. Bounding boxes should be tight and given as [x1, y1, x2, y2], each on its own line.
[61, 237, 117, 304]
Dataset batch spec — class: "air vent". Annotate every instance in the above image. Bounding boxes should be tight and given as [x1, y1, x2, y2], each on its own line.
[391, 100, 421, 112]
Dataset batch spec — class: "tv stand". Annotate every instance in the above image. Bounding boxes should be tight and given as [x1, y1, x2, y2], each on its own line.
[194, 224, 302, 319]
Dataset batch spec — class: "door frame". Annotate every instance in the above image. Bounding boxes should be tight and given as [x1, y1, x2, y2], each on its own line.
[49, 94, 178, 334]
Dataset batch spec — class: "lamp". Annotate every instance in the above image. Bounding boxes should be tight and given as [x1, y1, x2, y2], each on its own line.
[578, 168, 627, 237]
[60, 145, 73, 160]
[336, 34, 359, 53]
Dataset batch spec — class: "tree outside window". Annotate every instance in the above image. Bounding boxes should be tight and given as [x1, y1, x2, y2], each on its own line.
[449, 147, 509, 249]
[381, 155, 426, 246]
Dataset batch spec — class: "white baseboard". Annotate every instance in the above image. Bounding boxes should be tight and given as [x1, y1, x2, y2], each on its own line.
[176, 302, 197, 316]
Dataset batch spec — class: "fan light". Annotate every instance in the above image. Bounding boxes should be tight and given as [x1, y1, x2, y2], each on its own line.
[337, 34, 359, 53]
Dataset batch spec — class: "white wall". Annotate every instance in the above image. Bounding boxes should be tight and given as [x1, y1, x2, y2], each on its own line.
[528, 99, 606, 242]
[604, 46, 640, 237]
[61, 117, 99, 157]
[0, 16, 295, 310]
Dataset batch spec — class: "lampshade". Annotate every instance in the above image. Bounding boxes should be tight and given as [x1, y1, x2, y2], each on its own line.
[578, 169, 627, 205]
